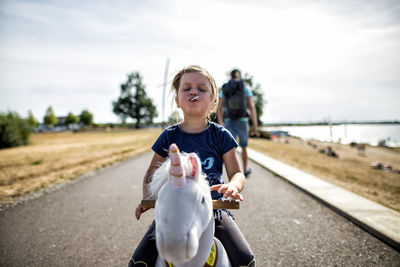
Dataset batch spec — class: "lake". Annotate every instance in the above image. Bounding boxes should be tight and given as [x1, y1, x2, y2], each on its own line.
[261, 124, 400, 147]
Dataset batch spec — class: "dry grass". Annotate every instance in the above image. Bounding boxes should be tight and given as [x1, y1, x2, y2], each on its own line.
[249, 137, 400, 212]
[0, 128, 161, 205]
[2, 128, 399, 213]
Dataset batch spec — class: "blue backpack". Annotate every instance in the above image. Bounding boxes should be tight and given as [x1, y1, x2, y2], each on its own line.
[222, 80, 247, 120]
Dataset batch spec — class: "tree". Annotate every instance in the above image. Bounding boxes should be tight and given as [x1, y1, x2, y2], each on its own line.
[0, 111, 32, 149]
[113, 72, 157, 129]
[27, 110, 38, 127]
[79, 109, 93, 126]
[167, 110, 183, 125]
[65, 112, 79, 125]
[250, 83, 265, 126]
[43, 106, 58, 126]
[242, 73, 266, 126]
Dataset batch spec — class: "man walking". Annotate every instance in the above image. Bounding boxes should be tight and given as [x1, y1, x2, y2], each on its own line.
[218, 69, 258, 177]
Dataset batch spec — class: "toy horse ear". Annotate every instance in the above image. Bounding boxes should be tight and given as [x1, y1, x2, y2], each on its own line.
[186, 153, 200, 179]
[168, 143, 186, 188]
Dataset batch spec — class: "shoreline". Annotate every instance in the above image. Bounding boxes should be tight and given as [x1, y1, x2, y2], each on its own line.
[260, 124, 400, 148]
[262, 121, 400, 126]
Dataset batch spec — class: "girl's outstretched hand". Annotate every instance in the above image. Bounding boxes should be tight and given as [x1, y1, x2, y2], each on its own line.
[210, 183, 244, 201]
[135, 203, 149, 220]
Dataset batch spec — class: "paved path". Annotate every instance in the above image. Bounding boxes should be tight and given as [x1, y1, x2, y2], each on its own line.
[1, 152, 399, 266]
[245, 148, 400, 250]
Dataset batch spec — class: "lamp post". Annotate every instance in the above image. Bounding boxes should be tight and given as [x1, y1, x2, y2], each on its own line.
[162, 58, 170, 127]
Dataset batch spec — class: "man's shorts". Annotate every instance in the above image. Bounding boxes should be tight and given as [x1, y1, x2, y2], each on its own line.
[224, 119, 249, 147]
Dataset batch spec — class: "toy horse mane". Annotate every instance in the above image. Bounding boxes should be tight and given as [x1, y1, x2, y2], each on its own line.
[147, 149, 210, 200]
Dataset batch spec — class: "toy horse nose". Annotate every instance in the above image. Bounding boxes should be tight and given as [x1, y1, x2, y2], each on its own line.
[157, 228, 197, 263]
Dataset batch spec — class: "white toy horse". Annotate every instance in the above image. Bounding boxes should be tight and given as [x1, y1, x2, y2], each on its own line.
[148, 143, 232, 267]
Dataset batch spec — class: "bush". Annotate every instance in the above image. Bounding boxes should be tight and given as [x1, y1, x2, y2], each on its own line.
[79, 109, 94, 127]
[0, 111, 33, 149]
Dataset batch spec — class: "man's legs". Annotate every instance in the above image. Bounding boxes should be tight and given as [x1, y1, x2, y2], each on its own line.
[225, 119, 251, 176]
[236, 120, 251, 177]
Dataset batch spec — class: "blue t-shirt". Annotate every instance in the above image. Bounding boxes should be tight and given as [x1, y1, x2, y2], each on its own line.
[152, 121, 238, 199]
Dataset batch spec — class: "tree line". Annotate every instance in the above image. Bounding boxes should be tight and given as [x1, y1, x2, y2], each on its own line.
[36, 106, 94, 127]
[0, 107, 94, 149]
[1, 68, 265, 149]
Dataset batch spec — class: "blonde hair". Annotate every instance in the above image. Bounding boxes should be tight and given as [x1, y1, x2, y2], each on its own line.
[171, 65, 219, 117]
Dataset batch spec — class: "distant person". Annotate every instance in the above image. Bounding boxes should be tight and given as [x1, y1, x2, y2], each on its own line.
[218, 69, 258, 178]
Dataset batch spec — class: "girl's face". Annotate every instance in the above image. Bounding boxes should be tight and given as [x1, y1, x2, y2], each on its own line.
[176, 72, 214, 118]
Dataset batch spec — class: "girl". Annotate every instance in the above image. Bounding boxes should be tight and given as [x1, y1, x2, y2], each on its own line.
[129, 65, 255, 267]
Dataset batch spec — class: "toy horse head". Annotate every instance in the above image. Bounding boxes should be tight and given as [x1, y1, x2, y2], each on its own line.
[150, 143, 213, 264]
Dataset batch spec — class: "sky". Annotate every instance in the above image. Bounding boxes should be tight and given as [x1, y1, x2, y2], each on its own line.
[0, 0, 399, 124]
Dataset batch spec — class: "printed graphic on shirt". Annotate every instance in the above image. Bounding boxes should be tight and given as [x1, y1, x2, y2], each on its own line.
[194, 150, 223, 189]
[202, 157, 214, 170]
[206, 173, 221, 186]
[193, 151, 214, 171]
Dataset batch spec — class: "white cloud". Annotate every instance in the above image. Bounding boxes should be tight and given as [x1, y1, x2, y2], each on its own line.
[0, 0, 399, 123]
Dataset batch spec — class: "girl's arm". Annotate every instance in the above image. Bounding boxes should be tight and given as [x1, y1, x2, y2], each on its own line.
[135, 152, 165, 220]
[210, 148, 246, 201]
